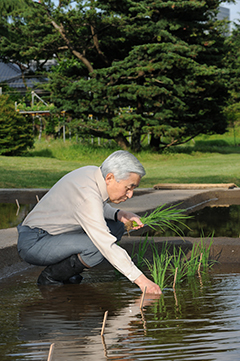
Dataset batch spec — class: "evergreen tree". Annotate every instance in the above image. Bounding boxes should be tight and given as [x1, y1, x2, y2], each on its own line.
[222, 20, 240, 145]
[0, 0, 31, 13]
[0, 95, 34, 155]
[47, 0, 229, 151]
[0, 0, 231, 151]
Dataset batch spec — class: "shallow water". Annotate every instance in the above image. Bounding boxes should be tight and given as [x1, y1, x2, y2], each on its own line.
[0, 203, 34, 229]
[2, 202, 240, 238]
[1, 264, 240, 361]
[154, 204, 240, 238]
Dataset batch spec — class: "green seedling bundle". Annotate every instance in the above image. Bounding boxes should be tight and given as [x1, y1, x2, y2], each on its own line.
[125, 203, 192, 235]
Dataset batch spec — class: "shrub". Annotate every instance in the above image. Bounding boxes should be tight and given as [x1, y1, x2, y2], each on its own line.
[0, 95, 34, 155]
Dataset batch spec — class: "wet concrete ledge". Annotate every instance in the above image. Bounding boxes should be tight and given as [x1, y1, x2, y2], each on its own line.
[0, 185, 240, 279]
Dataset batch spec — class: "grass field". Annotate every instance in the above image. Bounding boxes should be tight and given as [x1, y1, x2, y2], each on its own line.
[1, 130, 240, 189]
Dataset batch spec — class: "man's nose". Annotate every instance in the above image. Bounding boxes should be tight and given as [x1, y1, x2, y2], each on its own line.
[126, 189, 133, 199]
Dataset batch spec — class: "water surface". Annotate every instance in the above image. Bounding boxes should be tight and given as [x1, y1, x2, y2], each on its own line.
[1, 265, 240, 360]
[154, 204, 240, 238]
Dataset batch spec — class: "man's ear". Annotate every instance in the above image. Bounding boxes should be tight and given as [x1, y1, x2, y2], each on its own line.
[105, 172, 115, 185]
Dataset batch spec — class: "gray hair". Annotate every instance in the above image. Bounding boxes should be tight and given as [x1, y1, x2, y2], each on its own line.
[101, 150, 146, 181]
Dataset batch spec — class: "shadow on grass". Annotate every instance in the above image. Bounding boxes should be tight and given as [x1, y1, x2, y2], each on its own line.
[169, 140, 240, 155]
[27, 149, 55, 158]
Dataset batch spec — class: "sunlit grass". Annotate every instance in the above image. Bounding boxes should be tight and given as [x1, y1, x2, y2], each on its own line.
[1, 134, 240, 188]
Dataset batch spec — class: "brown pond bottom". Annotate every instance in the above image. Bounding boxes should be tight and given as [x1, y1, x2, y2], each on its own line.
[1, 263, 240, 361]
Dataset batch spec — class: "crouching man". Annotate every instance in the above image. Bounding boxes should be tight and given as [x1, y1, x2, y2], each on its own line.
[17, 150, 162, 295]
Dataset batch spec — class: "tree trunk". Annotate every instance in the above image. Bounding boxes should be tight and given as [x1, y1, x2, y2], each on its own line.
[50, 19, 94, 74]
[131, 130, 142, 152]
[150, 134, 160, 151]
[115, 134, 129, 149]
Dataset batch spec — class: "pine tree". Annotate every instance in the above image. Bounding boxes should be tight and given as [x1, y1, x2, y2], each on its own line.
[50, 0, 229, 151]
[0, 0, 231, 151]
[224, 22, 240, 107]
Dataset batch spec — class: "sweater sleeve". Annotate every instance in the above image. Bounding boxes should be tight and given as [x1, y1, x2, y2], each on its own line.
[103, 202, 117, 220]
[75, 195, 142, 282]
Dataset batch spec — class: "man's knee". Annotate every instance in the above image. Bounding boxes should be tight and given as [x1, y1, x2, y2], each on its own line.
[79, 246, 104, 268]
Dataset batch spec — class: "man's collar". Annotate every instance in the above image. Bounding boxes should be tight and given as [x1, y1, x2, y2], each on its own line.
[95, 167, 109, 202]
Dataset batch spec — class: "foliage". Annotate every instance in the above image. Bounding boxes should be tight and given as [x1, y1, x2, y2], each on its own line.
[53, 0, 230, 150]
[0, 0, 31, 13]
[0, 0, 231, 151]
[223, 22, 240, 145]
[16, 102, 56, 112]
[0, 95, 34, 155]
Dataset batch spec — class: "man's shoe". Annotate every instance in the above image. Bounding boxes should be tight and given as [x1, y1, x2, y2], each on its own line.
[67, 274, 83, 284]
[37, 270, 64, 285]
[37, 255, 85, 285]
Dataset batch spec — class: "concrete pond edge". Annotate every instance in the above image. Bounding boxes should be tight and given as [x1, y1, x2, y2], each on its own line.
[0, 185, 240, 280]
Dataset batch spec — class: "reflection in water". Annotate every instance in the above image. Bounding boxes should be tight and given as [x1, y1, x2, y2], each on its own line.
[0, 203, 34, 229]
[3, 202, 240, 236]
[0, 266, 240, 360]
[154, 204, 240, 238]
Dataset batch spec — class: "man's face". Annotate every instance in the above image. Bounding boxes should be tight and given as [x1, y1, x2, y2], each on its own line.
[105, 172, 141, 204]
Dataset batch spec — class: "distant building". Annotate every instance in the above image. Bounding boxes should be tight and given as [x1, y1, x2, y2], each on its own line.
[217, 6, 230, 35]
[218, 6, 230, 21]
[0, 59, 55, 94]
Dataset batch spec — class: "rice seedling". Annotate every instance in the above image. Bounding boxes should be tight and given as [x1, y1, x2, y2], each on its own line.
[199, 233, 215, 269]
[145, 242, 172, 289]
[145, 254, 172, 290]
[184, 243, 201, 278]
[145, 233, 215, 290]
[125, 203, 192, 236]
[169, 245, 188, 285]
[131, 234, 151, 269]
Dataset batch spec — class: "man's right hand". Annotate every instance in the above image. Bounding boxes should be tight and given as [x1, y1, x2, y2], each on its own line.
[134, 274, 162, 295]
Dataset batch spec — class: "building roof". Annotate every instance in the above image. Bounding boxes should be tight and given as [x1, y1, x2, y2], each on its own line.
[0, 61, 47, 92]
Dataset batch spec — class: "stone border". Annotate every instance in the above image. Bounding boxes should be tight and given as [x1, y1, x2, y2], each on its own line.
[1, 187, 240, 279]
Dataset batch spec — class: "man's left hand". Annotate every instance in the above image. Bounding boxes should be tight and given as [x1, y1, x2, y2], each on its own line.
[117, 210, 144, 230]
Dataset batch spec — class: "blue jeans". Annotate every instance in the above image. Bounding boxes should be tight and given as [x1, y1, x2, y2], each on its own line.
[17, 220, 125, 267]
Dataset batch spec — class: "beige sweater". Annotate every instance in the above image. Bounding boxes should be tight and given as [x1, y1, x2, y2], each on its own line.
[23, 166, 142, 282]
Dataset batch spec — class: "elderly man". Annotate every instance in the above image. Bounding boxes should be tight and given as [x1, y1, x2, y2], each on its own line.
[17, 150, 161, 294]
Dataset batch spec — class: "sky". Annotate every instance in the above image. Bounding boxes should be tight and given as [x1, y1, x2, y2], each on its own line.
[221, 1, 240, 23]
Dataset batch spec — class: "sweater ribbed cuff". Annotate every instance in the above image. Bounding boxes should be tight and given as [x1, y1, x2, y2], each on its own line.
[114, 209, 120, 222]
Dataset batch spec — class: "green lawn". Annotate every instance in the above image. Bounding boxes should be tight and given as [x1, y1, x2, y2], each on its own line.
[139, 153, 240, 187]
[1, 139, 240, 188]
